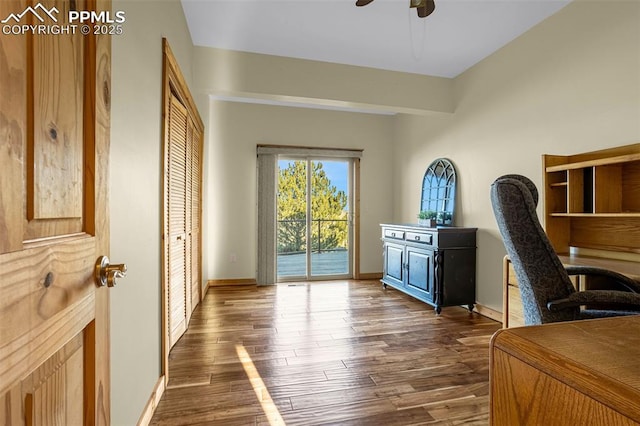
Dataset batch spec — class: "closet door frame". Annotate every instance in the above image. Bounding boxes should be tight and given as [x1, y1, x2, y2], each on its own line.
[161, 39, 204, 383]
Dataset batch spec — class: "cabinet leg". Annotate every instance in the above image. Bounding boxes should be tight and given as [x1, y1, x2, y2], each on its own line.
[467, 304, 474, 312]
[435, 306, 442, 315]
[382, 283, 387, 289]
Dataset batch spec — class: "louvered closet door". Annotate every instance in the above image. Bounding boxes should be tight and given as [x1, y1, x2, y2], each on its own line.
[167, 94, 188, 348]
[185, 120, 193, 322]
[187, 120, 202, 316]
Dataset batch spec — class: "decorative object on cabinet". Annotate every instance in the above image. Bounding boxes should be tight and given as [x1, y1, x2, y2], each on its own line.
[380, 224, 476, 314]
[491, 175, 640, 325]
[421, 158, 456, 226]
[417, 210, 438, 227]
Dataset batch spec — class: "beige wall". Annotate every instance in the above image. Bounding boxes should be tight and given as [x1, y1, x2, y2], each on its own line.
[110, 0, 193, 424]
[193, 47, 454, 115]
[194, 48, 456, 284]
[106, 0, 639, 421]
[203, 100, 395, 280]
[392, 0, 640, 311]
[199, 0, 640, 307]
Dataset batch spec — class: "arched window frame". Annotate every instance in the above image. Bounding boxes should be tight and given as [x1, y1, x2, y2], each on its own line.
[420, 158, 456, 226]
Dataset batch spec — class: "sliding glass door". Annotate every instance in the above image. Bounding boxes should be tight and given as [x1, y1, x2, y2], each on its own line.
[276, 158, 353, 280]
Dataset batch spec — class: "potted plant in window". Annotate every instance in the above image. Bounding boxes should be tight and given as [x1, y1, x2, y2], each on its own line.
[418, 210, 438, 227]
[440, 211, 453, 226]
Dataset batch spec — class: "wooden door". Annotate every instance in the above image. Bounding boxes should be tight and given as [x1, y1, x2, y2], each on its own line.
[162, 39, 204, 353]
[187, 119, 202, 319]
[166, 93, 189, 348]
[165, 96, 203, 348]
[0, 0, 112, 424]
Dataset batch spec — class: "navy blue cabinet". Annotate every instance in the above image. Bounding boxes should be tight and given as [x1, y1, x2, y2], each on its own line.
[381, 224, 477, 313]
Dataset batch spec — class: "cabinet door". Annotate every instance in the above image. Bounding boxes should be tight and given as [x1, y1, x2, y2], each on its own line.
[406, 247, 435, 301]
[383, 242, 404, 287]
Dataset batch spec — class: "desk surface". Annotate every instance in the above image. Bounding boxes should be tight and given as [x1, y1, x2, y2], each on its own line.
[491, 315, 640, 422]
[557, 254, 640, 280]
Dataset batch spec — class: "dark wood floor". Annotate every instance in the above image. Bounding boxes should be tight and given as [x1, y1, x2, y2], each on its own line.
[150, 280, 502, 425]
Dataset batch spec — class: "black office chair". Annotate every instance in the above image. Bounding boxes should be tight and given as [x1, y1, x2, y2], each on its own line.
[490, 174, 640, 325]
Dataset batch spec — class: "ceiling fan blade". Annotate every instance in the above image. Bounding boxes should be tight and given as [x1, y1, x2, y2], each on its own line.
[417, 0, 435, 17]
[355, 0, 374, 6]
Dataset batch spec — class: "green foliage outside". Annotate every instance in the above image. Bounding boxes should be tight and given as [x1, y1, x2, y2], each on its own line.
[277, 161, 348, 254]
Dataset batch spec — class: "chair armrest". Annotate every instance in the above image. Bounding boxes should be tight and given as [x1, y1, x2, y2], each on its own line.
[564, 265, 640, 293]
[547, 290, 640, 312]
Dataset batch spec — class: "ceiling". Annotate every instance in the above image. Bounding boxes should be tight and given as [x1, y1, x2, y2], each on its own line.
[181, 0, 572, 79]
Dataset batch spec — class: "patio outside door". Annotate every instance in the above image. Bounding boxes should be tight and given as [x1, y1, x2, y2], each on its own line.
[277, 158, 353, 280]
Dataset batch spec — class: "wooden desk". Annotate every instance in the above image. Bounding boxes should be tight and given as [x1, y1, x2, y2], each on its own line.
[502, 254, 640, 327]
[490, 316, 640, 425]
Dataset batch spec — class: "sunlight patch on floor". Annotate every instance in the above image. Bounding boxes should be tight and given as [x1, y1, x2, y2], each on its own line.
[235, 344, 285, 425]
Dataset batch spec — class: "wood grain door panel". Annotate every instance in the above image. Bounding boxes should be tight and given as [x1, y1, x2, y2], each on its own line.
[28, 0, 85, 229]
[167, 94, 188, 348]
[187, 119, 201, 318]
[0, 0, 112, 423]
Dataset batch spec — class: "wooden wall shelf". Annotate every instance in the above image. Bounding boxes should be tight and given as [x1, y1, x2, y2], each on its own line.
[545, 152, 640, 172]
[543, 142, 640, 254]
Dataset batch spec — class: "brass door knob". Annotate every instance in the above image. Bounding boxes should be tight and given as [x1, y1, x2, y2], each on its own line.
[95, 255, 127, 287]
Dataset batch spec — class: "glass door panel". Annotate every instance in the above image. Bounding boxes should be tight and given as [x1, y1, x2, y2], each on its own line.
[310, 160, 349, 276]
[277, 158, 352, 280]
[277, 159, 307, 278]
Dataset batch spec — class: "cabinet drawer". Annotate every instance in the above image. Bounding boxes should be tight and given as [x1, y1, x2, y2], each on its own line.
[384, 229, 405, 240]
[406, 232, 433, 245]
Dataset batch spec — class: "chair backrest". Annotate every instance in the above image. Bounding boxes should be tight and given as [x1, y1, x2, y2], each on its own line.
[490, 175, 578, 324]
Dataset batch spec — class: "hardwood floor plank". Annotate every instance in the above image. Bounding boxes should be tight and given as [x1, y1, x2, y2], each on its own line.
[425, 394, 490, 423]
[258, 398, 400, 426]
[150, 280, 501, 425]
[407, 371, 491, 393]
[151, 387, 292, 425]
[263, 376, 378, 400]
[456, 335, 494, 346]
[166, 374, 214, 389]
[370, 363, 474, 386]
[320, 407, 435, 426]
[289, 383, 415, 410]
[185, 416, 258, 426]
[168, 357, 290, 380]
[389, 383, 488, 410]
[231, 371, 332, 397]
